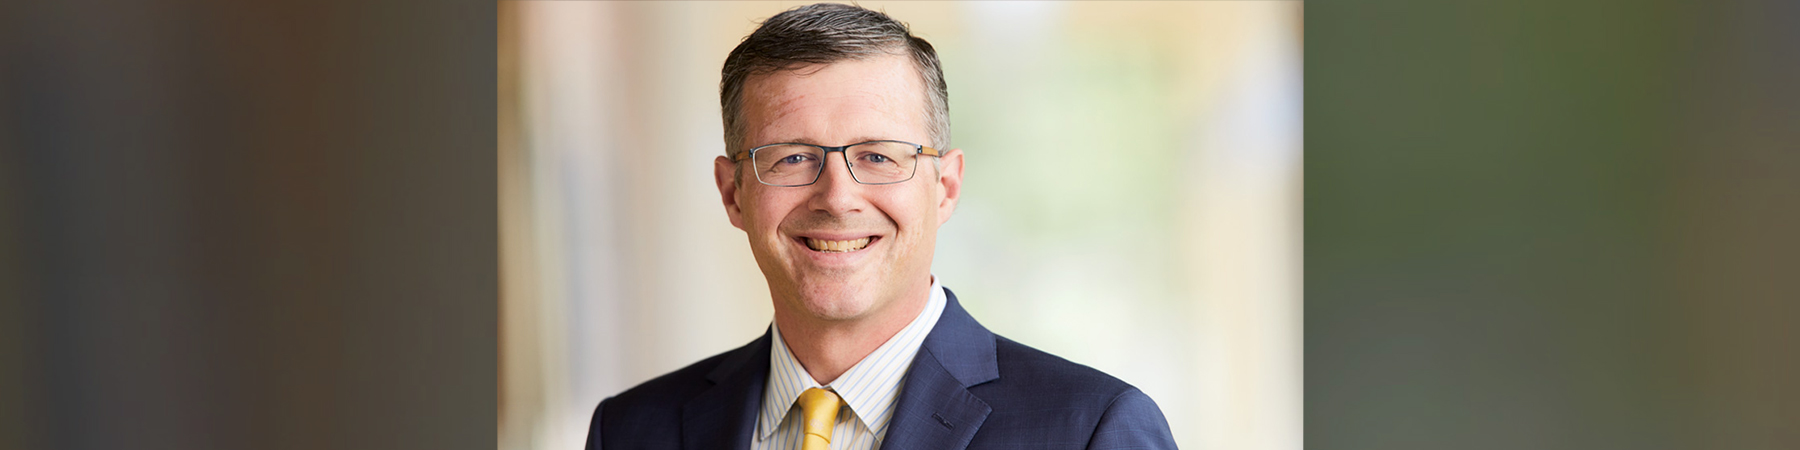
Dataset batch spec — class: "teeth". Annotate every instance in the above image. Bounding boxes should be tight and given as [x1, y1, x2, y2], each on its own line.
[805, 237, 872, 253]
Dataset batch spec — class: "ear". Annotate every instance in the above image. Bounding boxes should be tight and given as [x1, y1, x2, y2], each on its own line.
[714, 155, 747, 230]
[934, 148, 964, 227]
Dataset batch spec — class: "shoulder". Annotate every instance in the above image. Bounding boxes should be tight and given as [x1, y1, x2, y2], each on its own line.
[599, 348, 733, 415]
[586, 336, 765, 449]
[969, 335, 1177, 448]
[982, 335, 1138, 401]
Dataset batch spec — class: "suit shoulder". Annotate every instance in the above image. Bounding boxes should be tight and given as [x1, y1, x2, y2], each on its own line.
[966, 334, 1175, 447]
[984, 334, 1140, 401]
[587, 341, 762, 448]
[602, 346, 738, 412]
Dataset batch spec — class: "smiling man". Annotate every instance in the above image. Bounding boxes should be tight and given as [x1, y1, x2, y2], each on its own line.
[585, 4, 1176, 449]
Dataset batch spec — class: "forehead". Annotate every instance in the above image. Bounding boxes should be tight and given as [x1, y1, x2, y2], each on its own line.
[740, 54, 929, 147]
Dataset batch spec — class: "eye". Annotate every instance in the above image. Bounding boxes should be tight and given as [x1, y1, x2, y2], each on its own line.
[864, 153, 891, 164]
[781, 154, 808, 165]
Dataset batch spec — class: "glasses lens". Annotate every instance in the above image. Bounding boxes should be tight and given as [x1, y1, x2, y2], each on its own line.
[846, 141, 918, 184]
[752, 145, 824, 186]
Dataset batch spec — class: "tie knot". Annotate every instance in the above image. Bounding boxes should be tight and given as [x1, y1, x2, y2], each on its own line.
[796, 388, 842, 447]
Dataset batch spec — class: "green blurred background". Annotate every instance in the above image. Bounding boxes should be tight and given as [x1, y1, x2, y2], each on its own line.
[1309, 1, 1798, 449]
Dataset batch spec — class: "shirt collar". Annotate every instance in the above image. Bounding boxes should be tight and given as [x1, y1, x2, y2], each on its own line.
[757, 277, 948, 439]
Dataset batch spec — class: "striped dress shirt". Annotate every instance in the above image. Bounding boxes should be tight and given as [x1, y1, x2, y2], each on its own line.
[752, 277, 948, 450]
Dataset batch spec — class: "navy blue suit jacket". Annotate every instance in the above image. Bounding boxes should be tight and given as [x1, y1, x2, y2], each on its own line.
[586, 289, 1178, 449]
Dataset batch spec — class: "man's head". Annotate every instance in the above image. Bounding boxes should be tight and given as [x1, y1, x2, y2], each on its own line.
[720, 3, 950, 154]
[712, 3, 964, 326]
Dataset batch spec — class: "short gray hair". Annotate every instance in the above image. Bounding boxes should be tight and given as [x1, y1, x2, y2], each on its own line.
[720, 3, 950, 157]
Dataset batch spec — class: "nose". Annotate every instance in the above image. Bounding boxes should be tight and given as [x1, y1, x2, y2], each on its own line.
[807, 150, 865, 214]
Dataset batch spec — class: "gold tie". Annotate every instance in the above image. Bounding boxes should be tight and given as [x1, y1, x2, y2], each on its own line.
[796, 387, 843, 450]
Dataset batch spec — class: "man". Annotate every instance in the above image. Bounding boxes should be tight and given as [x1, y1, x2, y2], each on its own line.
[586, 4, 1177, 449]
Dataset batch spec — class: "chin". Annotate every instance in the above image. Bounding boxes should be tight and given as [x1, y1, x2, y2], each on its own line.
[793, 281, 879, 321]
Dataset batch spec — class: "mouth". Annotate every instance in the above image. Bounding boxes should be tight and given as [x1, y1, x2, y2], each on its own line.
[799, 236, 876, 253]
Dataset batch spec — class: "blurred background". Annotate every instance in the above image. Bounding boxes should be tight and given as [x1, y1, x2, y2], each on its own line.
[1307, 1, 1800, 449]
[498, 2, 1303, 450]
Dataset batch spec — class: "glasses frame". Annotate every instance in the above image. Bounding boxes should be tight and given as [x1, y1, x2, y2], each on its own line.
[732, 140, 942, 187]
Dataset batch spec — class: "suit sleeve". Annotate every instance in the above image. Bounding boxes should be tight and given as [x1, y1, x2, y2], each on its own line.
[1086, 388, 1179, 450]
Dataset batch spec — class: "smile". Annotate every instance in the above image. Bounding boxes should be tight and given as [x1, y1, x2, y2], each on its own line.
[803, 236, 874, 253]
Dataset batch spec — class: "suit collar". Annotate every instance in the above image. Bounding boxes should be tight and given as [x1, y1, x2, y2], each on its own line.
[915, 288, 1001, 387]
[679, 289, 1001, 450]
[681, 328, 770, 450]
[757, 281, 950, 440]
[879, 288, 997, 450]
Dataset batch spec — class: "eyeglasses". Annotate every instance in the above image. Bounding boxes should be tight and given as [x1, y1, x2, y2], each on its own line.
[732, 140, 941, 187]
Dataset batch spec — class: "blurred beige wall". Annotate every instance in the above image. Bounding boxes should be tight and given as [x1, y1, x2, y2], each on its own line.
[499, 2, 1302, 449]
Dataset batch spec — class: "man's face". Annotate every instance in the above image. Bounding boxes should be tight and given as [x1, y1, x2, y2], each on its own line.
[713, 54, 963, 323]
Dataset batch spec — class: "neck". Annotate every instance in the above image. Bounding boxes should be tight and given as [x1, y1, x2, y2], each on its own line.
[774, 278, 932, 385]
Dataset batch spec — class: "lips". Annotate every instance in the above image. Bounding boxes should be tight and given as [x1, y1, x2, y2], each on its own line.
[803, 236, 873, 253]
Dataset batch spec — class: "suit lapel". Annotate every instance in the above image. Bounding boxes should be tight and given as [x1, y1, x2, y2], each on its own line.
[879, 289, 999, 450]
[681, 329, 770, 450]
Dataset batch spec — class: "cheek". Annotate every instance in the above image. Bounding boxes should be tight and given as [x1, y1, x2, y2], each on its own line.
[743, 193, 798, 238]
[883, 192, 938, 235]
[917, 185, 944, 221]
